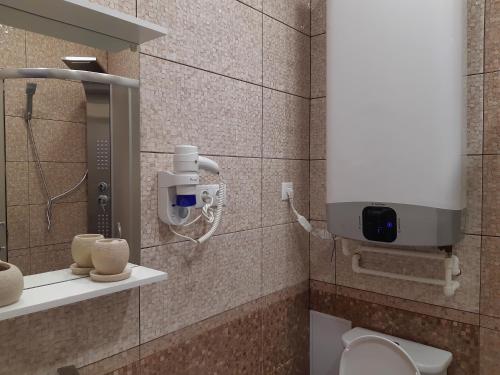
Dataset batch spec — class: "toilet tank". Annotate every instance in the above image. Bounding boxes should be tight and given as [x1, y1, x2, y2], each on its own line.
[342, 328, 452, 375]
[326, 0, 467, 247]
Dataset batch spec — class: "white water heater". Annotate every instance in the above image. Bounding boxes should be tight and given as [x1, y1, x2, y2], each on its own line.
[327, 0, 467, 247]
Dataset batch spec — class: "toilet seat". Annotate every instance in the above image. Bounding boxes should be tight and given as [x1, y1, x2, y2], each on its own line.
[339, 335, 421, 375]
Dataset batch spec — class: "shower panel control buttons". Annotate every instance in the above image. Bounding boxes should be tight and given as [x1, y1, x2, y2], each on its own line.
[362, 206, 397, 243]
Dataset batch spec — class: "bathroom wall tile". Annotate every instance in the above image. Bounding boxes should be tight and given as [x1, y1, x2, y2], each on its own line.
[311, 0, 326, 36]
[28, 162, 87, 205]
[332, 283, 480, 326]
[485, 71, 500, 154]
[5, 79, 87, 123]
[485, 0, 500, 72]
[0, 315, 31, 375]
[141, 152, 262, 248]
[263, 88, 310, 159]
[6, 162, 28, 206]
[108, 49, 140, 80]
[311, 33, 326, 98]
[0, 25, 25, 69]
[480, 236, 500, 317]
[83, 289, 140, 364]
[483, 155, 500, 236]
[140, 55, 262, 156]
[468, 74, 484, 155]
[27, 119, 86, 162]
[87, 0, 136, 15]
[310, 221, 335, 284]
[469, 0, 485, 75]
[29, 202, 87, 247]
[30, 242, 72, 274]
[466, 156, 482, 235]
[7, 248, 31, 275]
[26, 32, 107, 69]
[79, 348, 140, 375]
[5, 116, 27, 162]
[140, 229, 262, 342]
[262, 159, 309, 226]
[140, 297, 262, 375]
[310, 97, 326, 160]
[262, 223, 309, 295]
[309, 159, 326, 221]
[263, 16, 311, 97]
[239, 0, 263, 11]
[480, 328, 500, 374]
[7, 205, 29, 250]
[263, 0, 311, 35]
[262, 283, 309, 373]
[481, 314, 500, 330]
[310, 285, 481, 375]
[336, 235, 481, 313]
[138, 0, 262, 84]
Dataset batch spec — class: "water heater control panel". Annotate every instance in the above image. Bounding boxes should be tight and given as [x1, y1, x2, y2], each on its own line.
[362, 206, 397, 243]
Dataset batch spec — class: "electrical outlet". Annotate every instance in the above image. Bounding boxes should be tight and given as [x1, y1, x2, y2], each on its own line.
[281, 182, 293, 200]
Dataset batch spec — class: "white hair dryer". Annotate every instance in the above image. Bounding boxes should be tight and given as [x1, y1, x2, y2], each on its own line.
[158, 145, 225, 244]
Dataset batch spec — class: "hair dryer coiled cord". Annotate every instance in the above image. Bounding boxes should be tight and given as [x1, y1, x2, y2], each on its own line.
[169, 176, 226, 244]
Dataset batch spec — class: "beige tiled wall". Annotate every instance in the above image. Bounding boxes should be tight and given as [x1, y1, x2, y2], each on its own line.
[1, 1, 312, 374]
[310, 0, 500, 373]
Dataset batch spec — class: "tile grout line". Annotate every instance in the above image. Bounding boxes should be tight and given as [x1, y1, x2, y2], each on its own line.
[139, 51, 311, 100]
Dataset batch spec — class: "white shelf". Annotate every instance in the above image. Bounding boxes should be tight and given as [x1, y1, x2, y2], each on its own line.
[0, 0, 166, 51]
[0, 264, 167, 321]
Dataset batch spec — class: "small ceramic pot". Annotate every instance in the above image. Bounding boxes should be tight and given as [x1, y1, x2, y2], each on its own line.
[92, 239, 129, 275]
[71, 234, 104, 268]
[0, 261, 24, 307]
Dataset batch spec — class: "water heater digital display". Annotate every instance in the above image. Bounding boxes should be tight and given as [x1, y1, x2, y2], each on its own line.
[362, 207, 397, 243]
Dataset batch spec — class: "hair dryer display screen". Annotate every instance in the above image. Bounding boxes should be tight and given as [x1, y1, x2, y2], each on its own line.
[362, 206, 397, 242]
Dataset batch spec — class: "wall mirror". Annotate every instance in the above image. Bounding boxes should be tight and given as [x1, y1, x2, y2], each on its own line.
[0, 23, 140, 277]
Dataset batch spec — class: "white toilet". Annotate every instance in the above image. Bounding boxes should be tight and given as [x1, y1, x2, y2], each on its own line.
[339, 328, 453, 375]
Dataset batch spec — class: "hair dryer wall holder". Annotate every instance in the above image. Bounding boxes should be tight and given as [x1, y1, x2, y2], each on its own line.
[158, 171, 222, 226]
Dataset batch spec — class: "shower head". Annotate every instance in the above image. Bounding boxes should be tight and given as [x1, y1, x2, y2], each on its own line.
[62, 56, 106, 73]
[25, 82, 37, 120]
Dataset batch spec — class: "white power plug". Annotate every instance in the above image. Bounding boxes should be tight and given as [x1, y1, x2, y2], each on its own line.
[281, 182, 294, 200]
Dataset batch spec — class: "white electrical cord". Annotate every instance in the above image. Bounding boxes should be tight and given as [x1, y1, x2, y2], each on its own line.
[287, 189, 332, 240]
[169, 176, 226, 244]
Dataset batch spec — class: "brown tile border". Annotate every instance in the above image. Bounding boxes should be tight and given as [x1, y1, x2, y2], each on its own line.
[480, 314, 500, 331]
[78, 347, 140, 375]
[310, 280, 480, 326]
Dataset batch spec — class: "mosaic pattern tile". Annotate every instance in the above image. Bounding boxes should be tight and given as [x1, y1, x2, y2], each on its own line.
[480, 327, 500, 375]
[309, 160, 326, 221]
[263, 0, 311, 34]
[468, 74, 484, 155]
[466, 156, 483, 235]
[311, 33, 326, 98]
[480, 236, 500, 318]
[262, 223, 309, 295]
[263, 88, 310, 159]
[310, 98, 326, 160]
[263, 16, 311, 97]
[483, 155, 500, 236]
[485, 71, 500, 154]
[469, 0, 485, 74]
[140, 229, 262, 342]
[485, 0, 500, 72]
[311, 0, 326, 36]
[140, 55, 262, 156]
[138, 0, 262, 84]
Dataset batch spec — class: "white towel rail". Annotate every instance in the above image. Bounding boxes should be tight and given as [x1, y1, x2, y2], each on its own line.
[341, 239, 461, 297]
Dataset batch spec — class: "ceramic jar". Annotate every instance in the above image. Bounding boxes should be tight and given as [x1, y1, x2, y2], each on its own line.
[0, 261, 24, 307]
[71, 234, 104, 268]
[92, 239, 129, 275]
